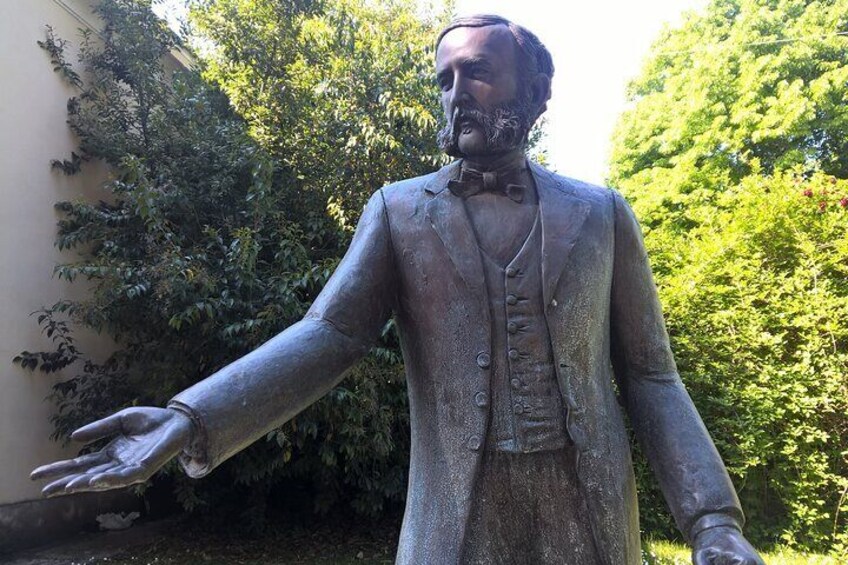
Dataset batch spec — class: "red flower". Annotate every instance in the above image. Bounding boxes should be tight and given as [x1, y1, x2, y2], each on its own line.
[803, 188, 813, 197]
[839, 197, 848, 208]
[818, 201, 828, 211]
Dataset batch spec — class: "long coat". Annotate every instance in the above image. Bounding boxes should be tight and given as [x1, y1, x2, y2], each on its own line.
[171, 160, 743, 565]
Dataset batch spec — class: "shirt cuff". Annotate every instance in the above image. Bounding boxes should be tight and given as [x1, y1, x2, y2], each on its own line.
[690, 512, 743, 542]
[166, 401, 212, 478]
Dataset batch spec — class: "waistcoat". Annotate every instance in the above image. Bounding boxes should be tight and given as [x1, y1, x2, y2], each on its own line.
[479, 210, 569, 452]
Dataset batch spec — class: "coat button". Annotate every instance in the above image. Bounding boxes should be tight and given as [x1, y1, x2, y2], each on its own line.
[467, 435, 482, 451]
[508, 348, 519, 361]
[506, 266, 518, 278]
[513, 403, 524, 415]
[476, 352, 491, 369]
[510, 378, 522, 390]
[507, 321, 518, 334]
[474, 392, 489, 407]
[506, 294, 518, 305]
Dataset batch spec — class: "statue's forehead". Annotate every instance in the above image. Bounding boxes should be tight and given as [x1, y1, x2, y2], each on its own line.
[435, 25, 518, 69]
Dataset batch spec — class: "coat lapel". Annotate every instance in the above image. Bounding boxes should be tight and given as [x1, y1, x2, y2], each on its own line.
[530, 162, 592, 308]
[424, 159, 590, 303]
[424, 161, 486, 293]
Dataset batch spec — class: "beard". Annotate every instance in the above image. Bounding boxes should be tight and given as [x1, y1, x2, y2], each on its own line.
[436, 92, 536, 158]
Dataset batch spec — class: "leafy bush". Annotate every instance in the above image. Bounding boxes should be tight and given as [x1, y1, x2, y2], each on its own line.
[610, 0, 848, 553]
[17, 0, 445, 527]
[643, 171, 847, 552]
[190, 0, 451, 221]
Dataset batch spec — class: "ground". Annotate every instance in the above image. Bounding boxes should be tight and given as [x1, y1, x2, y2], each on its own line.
[3, 516, 397, 565]
[3, 516, 839, 564]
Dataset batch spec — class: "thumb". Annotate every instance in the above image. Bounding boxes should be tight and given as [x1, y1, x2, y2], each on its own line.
[71, 411, 126, 443]
[692, 547, 713, 565]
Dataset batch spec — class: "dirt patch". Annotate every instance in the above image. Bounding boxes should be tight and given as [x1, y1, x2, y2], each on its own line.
[3, 515, 399, 565]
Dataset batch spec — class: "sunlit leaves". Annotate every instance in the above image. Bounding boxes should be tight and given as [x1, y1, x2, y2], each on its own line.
[610, 0, 848, 552]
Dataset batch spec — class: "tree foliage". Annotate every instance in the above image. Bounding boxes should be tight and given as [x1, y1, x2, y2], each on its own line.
[190, 0, 450, 221]
[18, 0, 447, 527]
[610, 0, 848, 233]
[609, 0, 848, 552]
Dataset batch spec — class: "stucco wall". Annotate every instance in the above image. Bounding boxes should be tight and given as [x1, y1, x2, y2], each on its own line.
[0, 0, 114, 508]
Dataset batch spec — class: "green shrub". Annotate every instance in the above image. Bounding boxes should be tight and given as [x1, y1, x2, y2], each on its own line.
[610, 0, 848, 552]
[652, 171, 847, 551]
[17, 0, 444, 528]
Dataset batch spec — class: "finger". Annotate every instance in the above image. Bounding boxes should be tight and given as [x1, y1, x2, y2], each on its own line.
[42, 474, 80, 497]
[89, 464, 148, 490]
[64, 465, 144, 494]
[31, 452, 109, 481]
[62, 463, 121, 490]
[71, 411, 126, 443]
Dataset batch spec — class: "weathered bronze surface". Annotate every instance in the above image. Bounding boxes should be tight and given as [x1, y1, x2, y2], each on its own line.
[31, 14, 764, 565]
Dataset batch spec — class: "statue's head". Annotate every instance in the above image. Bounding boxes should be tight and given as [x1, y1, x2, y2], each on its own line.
[435, 14, 553, 159]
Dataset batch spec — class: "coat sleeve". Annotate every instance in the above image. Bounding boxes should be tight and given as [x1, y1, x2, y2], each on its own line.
[609, 189, 744, 543]
[168, 190, 396, 478]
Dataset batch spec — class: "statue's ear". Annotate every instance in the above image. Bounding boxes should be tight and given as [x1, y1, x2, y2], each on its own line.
[530, 73, 551, 119]
[529, 72, 552, 121]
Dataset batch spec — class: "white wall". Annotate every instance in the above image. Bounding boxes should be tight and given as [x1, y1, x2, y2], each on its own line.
[0, 0, 114, 506]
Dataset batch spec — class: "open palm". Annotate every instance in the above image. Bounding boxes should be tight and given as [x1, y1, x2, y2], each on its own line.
[30, 407, 192, 497]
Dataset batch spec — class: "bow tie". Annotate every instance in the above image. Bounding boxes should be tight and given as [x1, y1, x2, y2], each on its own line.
[448, 163, 528, 203]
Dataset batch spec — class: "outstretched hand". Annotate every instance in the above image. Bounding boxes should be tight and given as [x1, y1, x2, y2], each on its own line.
[692, 526, 765, 565]
[30, 407, 192, 497]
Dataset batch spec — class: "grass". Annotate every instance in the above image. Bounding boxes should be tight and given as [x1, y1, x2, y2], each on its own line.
[644, 539, 840, 565]
[95, 534, 840, 565]
[13, 516, 839, 565]
[95, 539, 840, 565]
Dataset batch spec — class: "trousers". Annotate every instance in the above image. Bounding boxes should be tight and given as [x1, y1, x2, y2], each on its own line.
[463, 447, 600, 564]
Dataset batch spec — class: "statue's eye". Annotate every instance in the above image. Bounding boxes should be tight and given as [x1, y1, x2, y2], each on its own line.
[469, 65, 490, 80]
[437, 74, 452, 92]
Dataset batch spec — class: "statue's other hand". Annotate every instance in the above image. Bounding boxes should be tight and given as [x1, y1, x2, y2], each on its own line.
[30, 407, 192, 497]
[692, 526, 765, 565]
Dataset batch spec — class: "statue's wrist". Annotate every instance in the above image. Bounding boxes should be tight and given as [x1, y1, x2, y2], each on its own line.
[690, 513, 742, 544]
[166, 403, 203, 456]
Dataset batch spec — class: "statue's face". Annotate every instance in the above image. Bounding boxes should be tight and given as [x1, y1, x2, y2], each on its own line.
[435, 25, 525, 158]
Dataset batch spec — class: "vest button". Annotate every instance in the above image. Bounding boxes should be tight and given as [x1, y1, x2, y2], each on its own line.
[507, 321, 518, 334]
[506, 294, 518, 305]
[510, 378, 522, 390]
[506, 266, 518, 278]
[476, 352, 491, 369]
[513, 403, 525, 415]
[467, 435, 482, 451]
[508, 348, 520, 361]
[474, 391, 489, 407]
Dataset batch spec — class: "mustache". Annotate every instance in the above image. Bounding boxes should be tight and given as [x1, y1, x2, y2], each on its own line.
[436, 102, 489, 148]
[436, 97, 534, 157]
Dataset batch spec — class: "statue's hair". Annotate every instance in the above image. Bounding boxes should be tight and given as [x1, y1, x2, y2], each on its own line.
[436, 14, 554, 81]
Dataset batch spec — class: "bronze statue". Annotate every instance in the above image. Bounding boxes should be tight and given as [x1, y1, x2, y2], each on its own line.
[31, 14, 764, 565]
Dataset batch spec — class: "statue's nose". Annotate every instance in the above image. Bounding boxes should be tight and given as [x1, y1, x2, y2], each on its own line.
[448, 75, 474, 110]
[447, 91, 474, 121]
